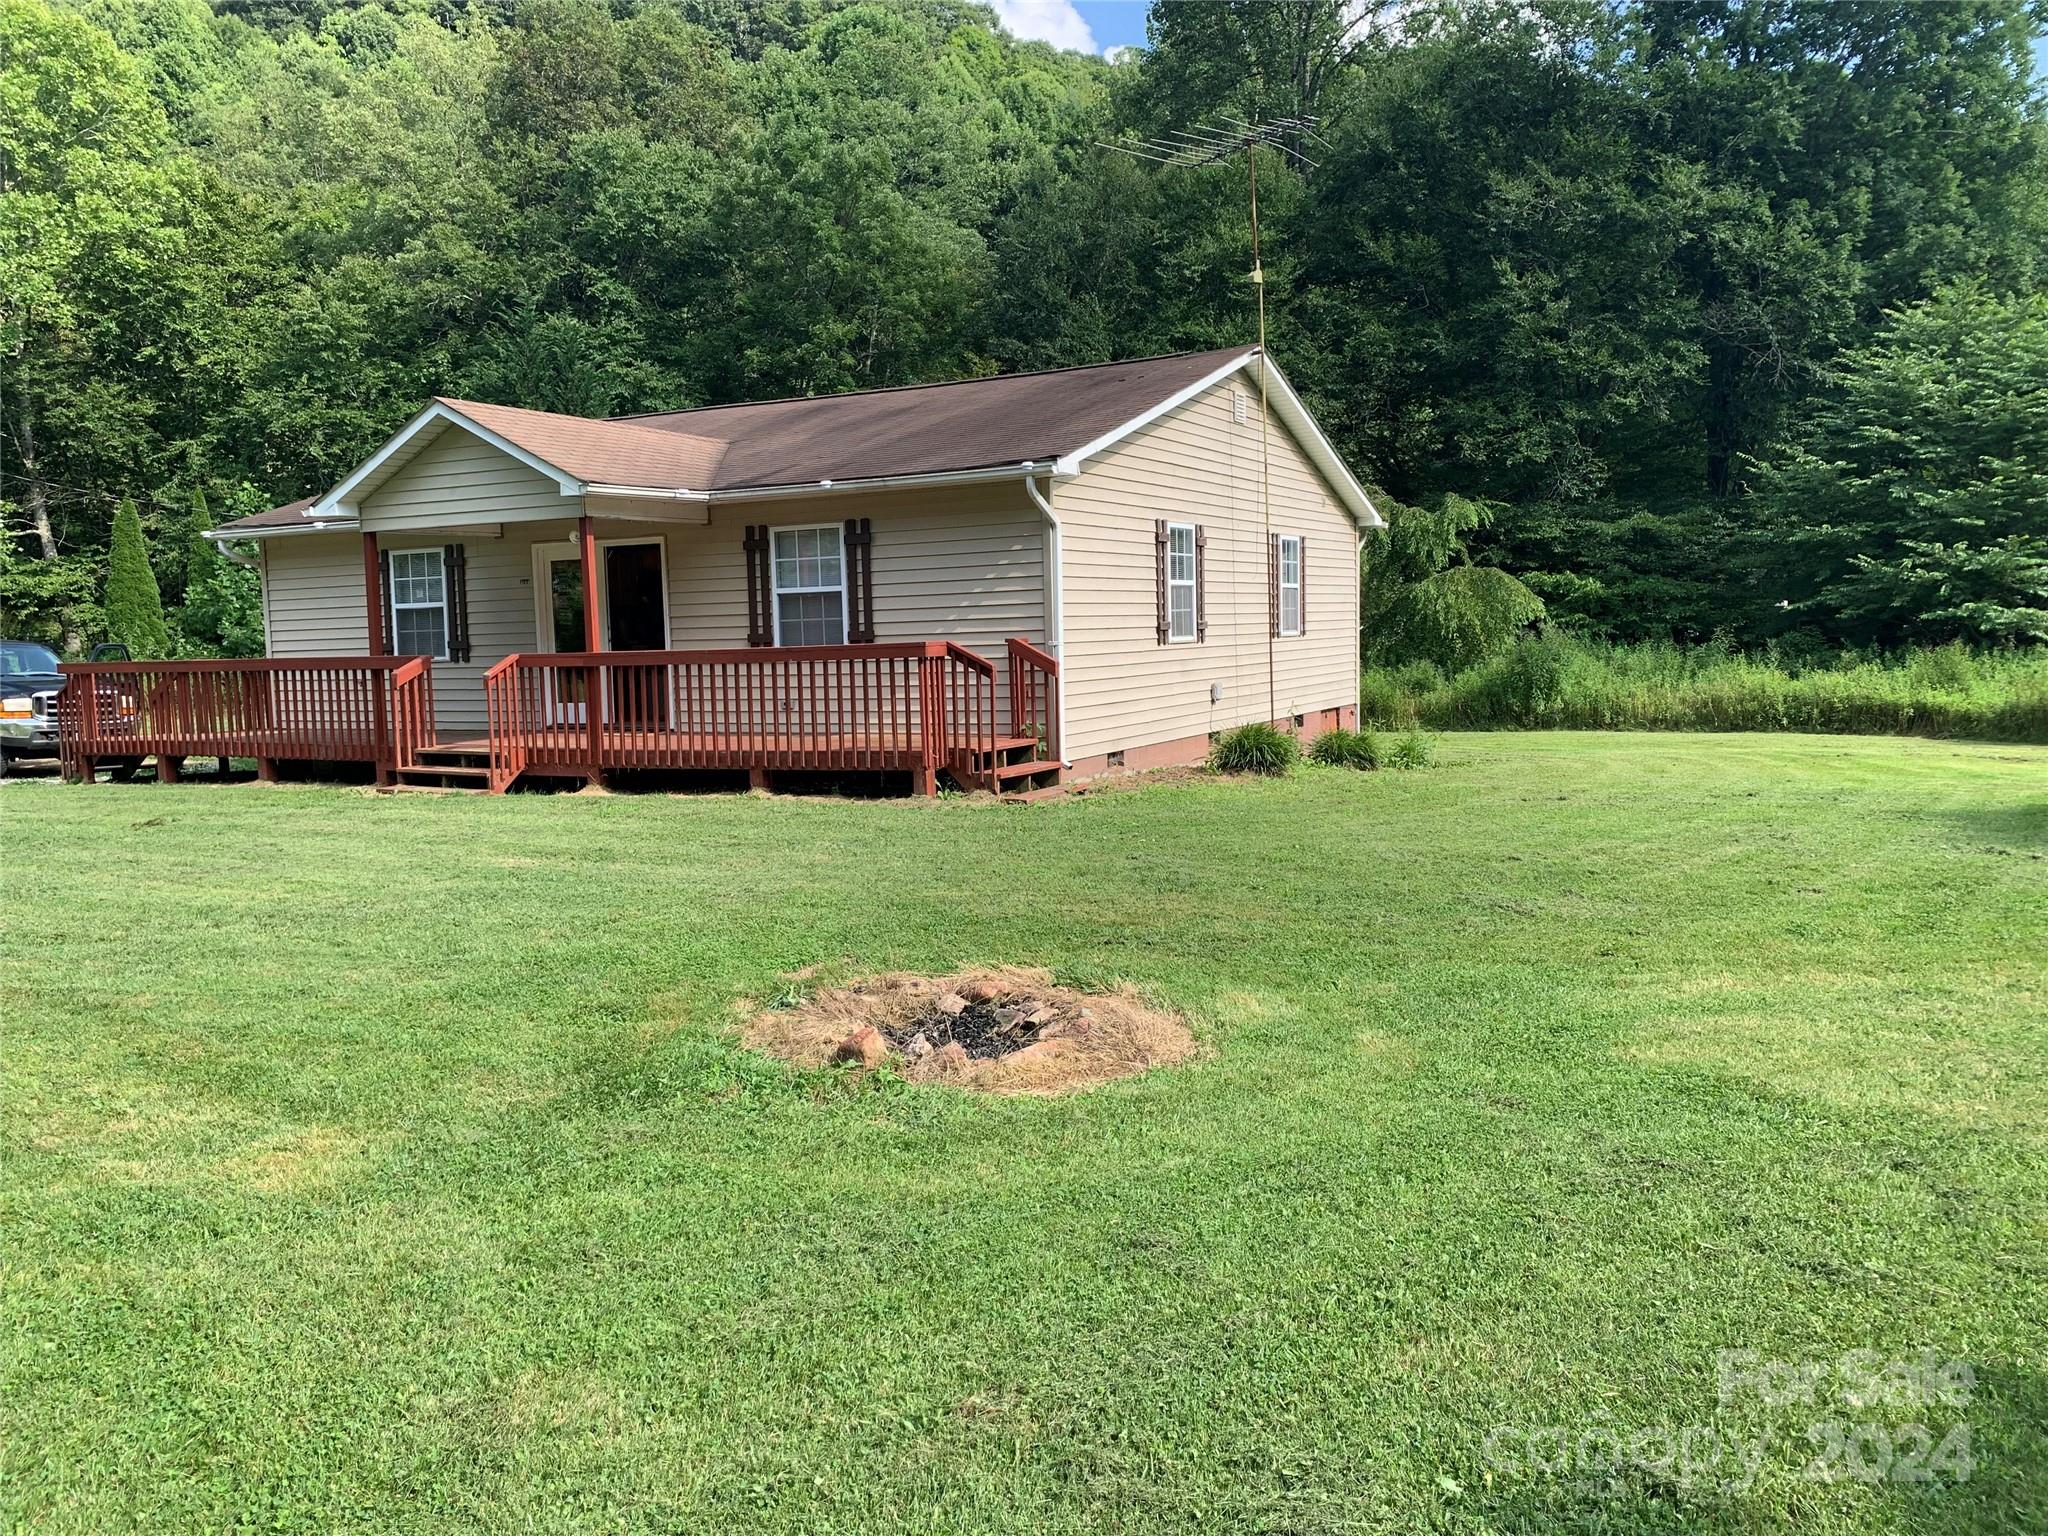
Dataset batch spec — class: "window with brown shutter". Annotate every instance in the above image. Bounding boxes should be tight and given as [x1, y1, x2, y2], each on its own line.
[443, 542, 472, 661]
[1274, 534, 1303, 637]
[386, 548, 452, 659]
[1268, 533, 1281, 638]
[1160, 521, 1199, 642]
[1154, 519, 1169, 644]
[744, 525, 772, 646]
[843, 517, 875, 642]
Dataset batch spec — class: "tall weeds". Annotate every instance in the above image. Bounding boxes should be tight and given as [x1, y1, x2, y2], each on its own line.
[1360, 636, 2048, 743]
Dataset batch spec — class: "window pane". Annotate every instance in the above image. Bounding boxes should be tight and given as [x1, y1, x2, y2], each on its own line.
[394, 604, 445, 657]
[1281, 588, 1301, 634]
[1169, 585, 1196, 641]
[777, 590, 846, 646]
[391, 551, 443, 605]
[773, 527, 843, 593]
[1281, 538, 1301, 585]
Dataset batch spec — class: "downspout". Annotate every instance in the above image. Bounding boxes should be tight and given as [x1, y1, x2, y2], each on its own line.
[203, 534, 261, 572]
[1023, 473, 1070, 768]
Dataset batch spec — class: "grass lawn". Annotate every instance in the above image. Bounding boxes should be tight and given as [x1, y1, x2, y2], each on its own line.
[3, 733, 2044, 1534]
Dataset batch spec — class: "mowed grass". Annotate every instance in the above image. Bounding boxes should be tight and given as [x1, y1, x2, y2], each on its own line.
[2, 734, 2044, 1534]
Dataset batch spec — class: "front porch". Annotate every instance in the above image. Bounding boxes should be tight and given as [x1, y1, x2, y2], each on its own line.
[56, 638, 1061, 796]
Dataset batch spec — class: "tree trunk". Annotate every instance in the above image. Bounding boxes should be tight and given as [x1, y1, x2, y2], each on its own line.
[15, 408, 59, 559]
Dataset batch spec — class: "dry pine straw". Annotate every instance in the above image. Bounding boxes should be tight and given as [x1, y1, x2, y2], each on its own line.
[741, 967, 1200, 1096]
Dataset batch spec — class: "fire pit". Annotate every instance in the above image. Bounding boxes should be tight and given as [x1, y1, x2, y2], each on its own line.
[741, 967, 1198, 1096]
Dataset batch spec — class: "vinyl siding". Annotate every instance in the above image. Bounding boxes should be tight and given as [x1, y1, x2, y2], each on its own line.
[261, 534, 370, 656]
[1054, 378, 1361, 763]
[357, 423, 568, 529]
[660, 483, 1045, 665]
[258, 453, 1046, 736]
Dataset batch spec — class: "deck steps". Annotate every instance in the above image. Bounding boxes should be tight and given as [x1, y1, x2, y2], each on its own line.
[392, 748, 492, 793]
[392, 742, 494, 792]
[955, 732, 1062, 797]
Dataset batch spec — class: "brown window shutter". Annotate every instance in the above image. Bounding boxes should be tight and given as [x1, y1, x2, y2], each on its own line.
[1297, 536, 1307, 634]
[1268, 532, 1280, 639]
[844, 517, 875, 642]
[1195, 524, 1208, 642]
[443, 543, 471, 662]
[1154, 519, 1168, 644]
[744, 525, 771, 646]
[377, 549, 394, 652]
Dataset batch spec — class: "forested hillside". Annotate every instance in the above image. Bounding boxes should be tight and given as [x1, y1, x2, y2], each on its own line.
[4, 0, 2046, 657]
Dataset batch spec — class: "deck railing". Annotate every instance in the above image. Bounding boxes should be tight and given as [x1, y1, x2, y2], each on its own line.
[391, 657, 436, 773]
[481, 642, 1000, 793]
[56, 657, 430, 782]
[54, 639, 1052, 794]
[1006, 637, 1060, 761]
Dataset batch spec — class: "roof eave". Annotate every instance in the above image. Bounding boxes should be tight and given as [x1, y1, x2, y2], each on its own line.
[307, 400, 585, 520]
[1051, 348, 1382, 529]
[205, 519, 360, 541]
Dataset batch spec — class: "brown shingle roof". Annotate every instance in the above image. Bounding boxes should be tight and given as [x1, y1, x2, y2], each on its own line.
[435, 398, 729, 490]
[216, 347, 1258, 533]
[206, 495, 325, 533]
[632, 346, 1255, 489]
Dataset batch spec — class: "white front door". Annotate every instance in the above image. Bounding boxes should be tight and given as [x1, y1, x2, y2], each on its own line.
[532, 539, 673, 727]
[532, 542, 590, 726]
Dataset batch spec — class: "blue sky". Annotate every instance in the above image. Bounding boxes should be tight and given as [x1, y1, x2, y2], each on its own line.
[1074, 1, 1152, 54]
[989, 1, 1151, 57]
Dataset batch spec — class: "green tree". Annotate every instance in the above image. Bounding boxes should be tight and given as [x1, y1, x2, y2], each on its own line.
[104, 498, 172, 655]
[1753, 285, 2048, 645]
[1, 0, 182, 566]
[1360, 492, 1545, 671]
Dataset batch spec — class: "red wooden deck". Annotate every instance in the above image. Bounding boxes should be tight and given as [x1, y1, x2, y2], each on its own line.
[57, 641, 1059, 796]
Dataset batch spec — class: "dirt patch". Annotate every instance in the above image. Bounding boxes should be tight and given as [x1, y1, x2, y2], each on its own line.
[220, 1126, 364, 1194]
[742, 966, 1199, 1096]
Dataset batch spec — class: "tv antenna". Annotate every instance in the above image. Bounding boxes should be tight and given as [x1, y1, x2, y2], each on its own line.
[1098, 115, 1325, 722]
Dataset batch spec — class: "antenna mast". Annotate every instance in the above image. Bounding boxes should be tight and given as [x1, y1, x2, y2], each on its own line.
[1098, 116, 1322, 724]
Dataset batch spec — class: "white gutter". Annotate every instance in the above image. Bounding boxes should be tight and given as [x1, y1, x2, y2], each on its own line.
[583, 484, 712, 502]
[1022, 472, 1070, 768]
[708, 461, 1058, 504]
[204, 522, 357, 543]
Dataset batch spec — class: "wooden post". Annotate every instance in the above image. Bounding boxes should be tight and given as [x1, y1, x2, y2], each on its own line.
[578, 515, 601, 653]
[363, 532, 385, 656]
[72, 674, 98, 784]
[158, 755, 182, 785]
[363, 531, 392, 786]
[915, 643, 942, 797]
[255, 758, 278, 783]
[580, 514, 604, 784]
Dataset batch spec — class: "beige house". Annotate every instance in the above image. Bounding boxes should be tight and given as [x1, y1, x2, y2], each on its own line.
[64, 348, 1379, 794]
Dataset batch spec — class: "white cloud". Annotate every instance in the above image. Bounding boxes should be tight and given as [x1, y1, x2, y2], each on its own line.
[989, 0, 1099, 54]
